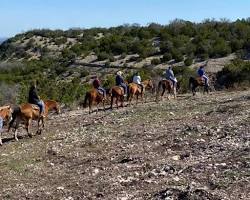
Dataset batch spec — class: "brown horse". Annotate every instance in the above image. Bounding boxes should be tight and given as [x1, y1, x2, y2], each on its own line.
[156, 79, 177, 102]
[189, 77, 209, 96]
[110, 86, 125, 109]
[8, 100, 60, 141]
[127, 80, 154, 105]
[0, 105, 13, 145]
[83, 89, 106, 114]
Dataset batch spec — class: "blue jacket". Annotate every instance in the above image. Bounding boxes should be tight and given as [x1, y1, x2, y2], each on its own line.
[197, 68, 205, 76]
[116, 75, 124, 85]
[166, 68, 175, 80]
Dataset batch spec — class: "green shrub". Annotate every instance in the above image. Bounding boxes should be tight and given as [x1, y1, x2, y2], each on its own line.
[161, 53, 172, 62]
[171, 49, 183, 62]
[216, 59, 250, 88]
[151, 58, 161, 65]
[184, 57, 193, 66]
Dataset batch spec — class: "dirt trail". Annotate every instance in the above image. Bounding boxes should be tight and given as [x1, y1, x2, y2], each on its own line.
[0, 90, 249, 200]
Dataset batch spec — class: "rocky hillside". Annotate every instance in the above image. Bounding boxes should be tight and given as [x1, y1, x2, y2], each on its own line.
[0, 90, 249, 199]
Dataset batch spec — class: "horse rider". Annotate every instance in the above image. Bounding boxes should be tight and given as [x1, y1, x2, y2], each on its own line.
[132, 71, 144, 93]
[197, 65, 209, 86]
[92, 76, 106, 98]
[115, 71, 127, 96]
[166, 66, 177, 88]
[28, 82, 45, 117]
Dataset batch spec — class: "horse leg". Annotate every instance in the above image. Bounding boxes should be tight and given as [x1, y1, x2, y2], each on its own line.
[136, 93, 139, 105]
[89, 99, 93, 114]
[13, 119, 20, 141]
[96, 103, 99, 114]
[116, 97, 119, 109]
[0, 131, 2, 145]
[192, 85, 196, 96]
[161, 88, 165, 101]
[173, 87, 177, 99]
[37, 117, 44, 135]
[129, 93, 134, 106]
[26, 118, 32, 138]
[102, 99, 106, 112]
[121, 96, 124, 107]
[111, 96, 114, 109]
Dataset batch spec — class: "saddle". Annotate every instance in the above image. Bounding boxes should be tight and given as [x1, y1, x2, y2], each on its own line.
[31, 104, 40, 111]
[136, 84, 143, 93]
[31, 104, 45, 117]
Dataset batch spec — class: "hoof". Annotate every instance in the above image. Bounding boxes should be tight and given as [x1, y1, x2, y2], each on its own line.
[28, 133, 32, 138]
[15, 137, 19, 141]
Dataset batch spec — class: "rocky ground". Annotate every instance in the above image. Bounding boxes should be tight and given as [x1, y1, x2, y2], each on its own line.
[0, 89, 249, 200]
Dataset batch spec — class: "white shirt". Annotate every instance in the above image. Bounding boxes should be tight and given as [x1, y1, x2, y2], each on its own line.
[133, 75, 141, 84]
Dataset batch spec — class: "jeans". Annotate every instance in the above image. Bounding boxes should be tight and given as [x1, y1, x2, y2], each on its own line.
[0, 117, 3, 130]
[120, 83, 127, 95]
[37, 100, 45, 114]
[169, 77, 177, 87]
[97, 87, 106, 97]
[202, 75, 209, 86]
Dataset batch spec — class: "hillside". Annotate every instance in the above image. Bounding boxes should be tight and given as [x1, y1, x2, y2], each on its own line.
[0, 90, 249, 199]
[0, 19, 249, 106]
[0, 37, 7, 44]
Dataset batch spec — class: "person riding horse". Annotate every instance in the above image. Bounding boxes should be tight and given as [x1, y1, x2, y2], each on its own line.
[28, 82, 45, 117]
[166, 66, 177, 88]
[92, 76, 106, 98]
[197, 65, 209, 86]
[115, 71, 127, 97]
[132, 72, 144, 93]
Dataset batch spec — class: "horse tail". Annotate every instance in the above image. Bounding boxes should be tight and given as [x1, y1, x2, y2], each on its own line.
[8, 106, 20, 131]
[83, 92, 90, 108]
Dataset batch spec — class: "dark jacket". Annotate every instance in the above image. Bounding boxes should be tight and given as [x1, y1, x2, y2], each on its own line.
[28, 86, 40, 104]
[198, 67, 205, 76]
[115, 75, 124, 85]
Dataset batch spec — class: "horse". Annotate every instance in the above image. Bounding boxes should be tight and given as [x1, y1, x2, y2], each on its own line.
[8, 100, 60, 141]
[127, 79, 154, 105]
[156, 79, 177, 102]
[0, 105, 13, 145]
[83, 89, 107, 114]
[109, 86, 125, 109]
[189, 77, 209, 96]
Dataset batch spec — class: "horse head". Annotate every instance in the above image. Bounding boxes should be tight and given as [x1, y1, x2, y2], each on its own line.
[0, 105, 13, 124]
[44, 100, 61, 115]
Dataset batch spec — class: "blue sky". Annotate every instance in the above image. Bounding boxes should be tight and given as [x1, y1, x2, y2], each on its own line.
[1, 0, 250, 37]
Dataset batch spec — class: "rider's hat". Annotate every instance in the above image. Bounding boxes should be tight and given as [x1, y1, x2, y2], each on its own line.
[117, 71, 122, 75]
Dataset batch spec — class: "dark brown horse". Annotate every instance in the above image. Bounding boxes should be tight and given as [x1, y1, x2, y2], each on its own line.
[109, 86, 125, 109]
[8, 100, 60, 141]
[127, 80, 154, 105]
[0, 105, 13, 145]
[83, 89, 106, 114]
[189, 77, 209, 96]
[156, 79, 177, 102]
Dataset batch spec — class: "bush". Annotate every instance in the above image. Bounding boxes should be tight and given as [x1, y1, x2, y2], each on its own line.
[171, 49, 183, 62]
[161, 53, 172, 62]
[151, 58, 161, 65]
[184, 57, 193, 66]
[216, 59, 250, 88]
[97, 52, 110, 61]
